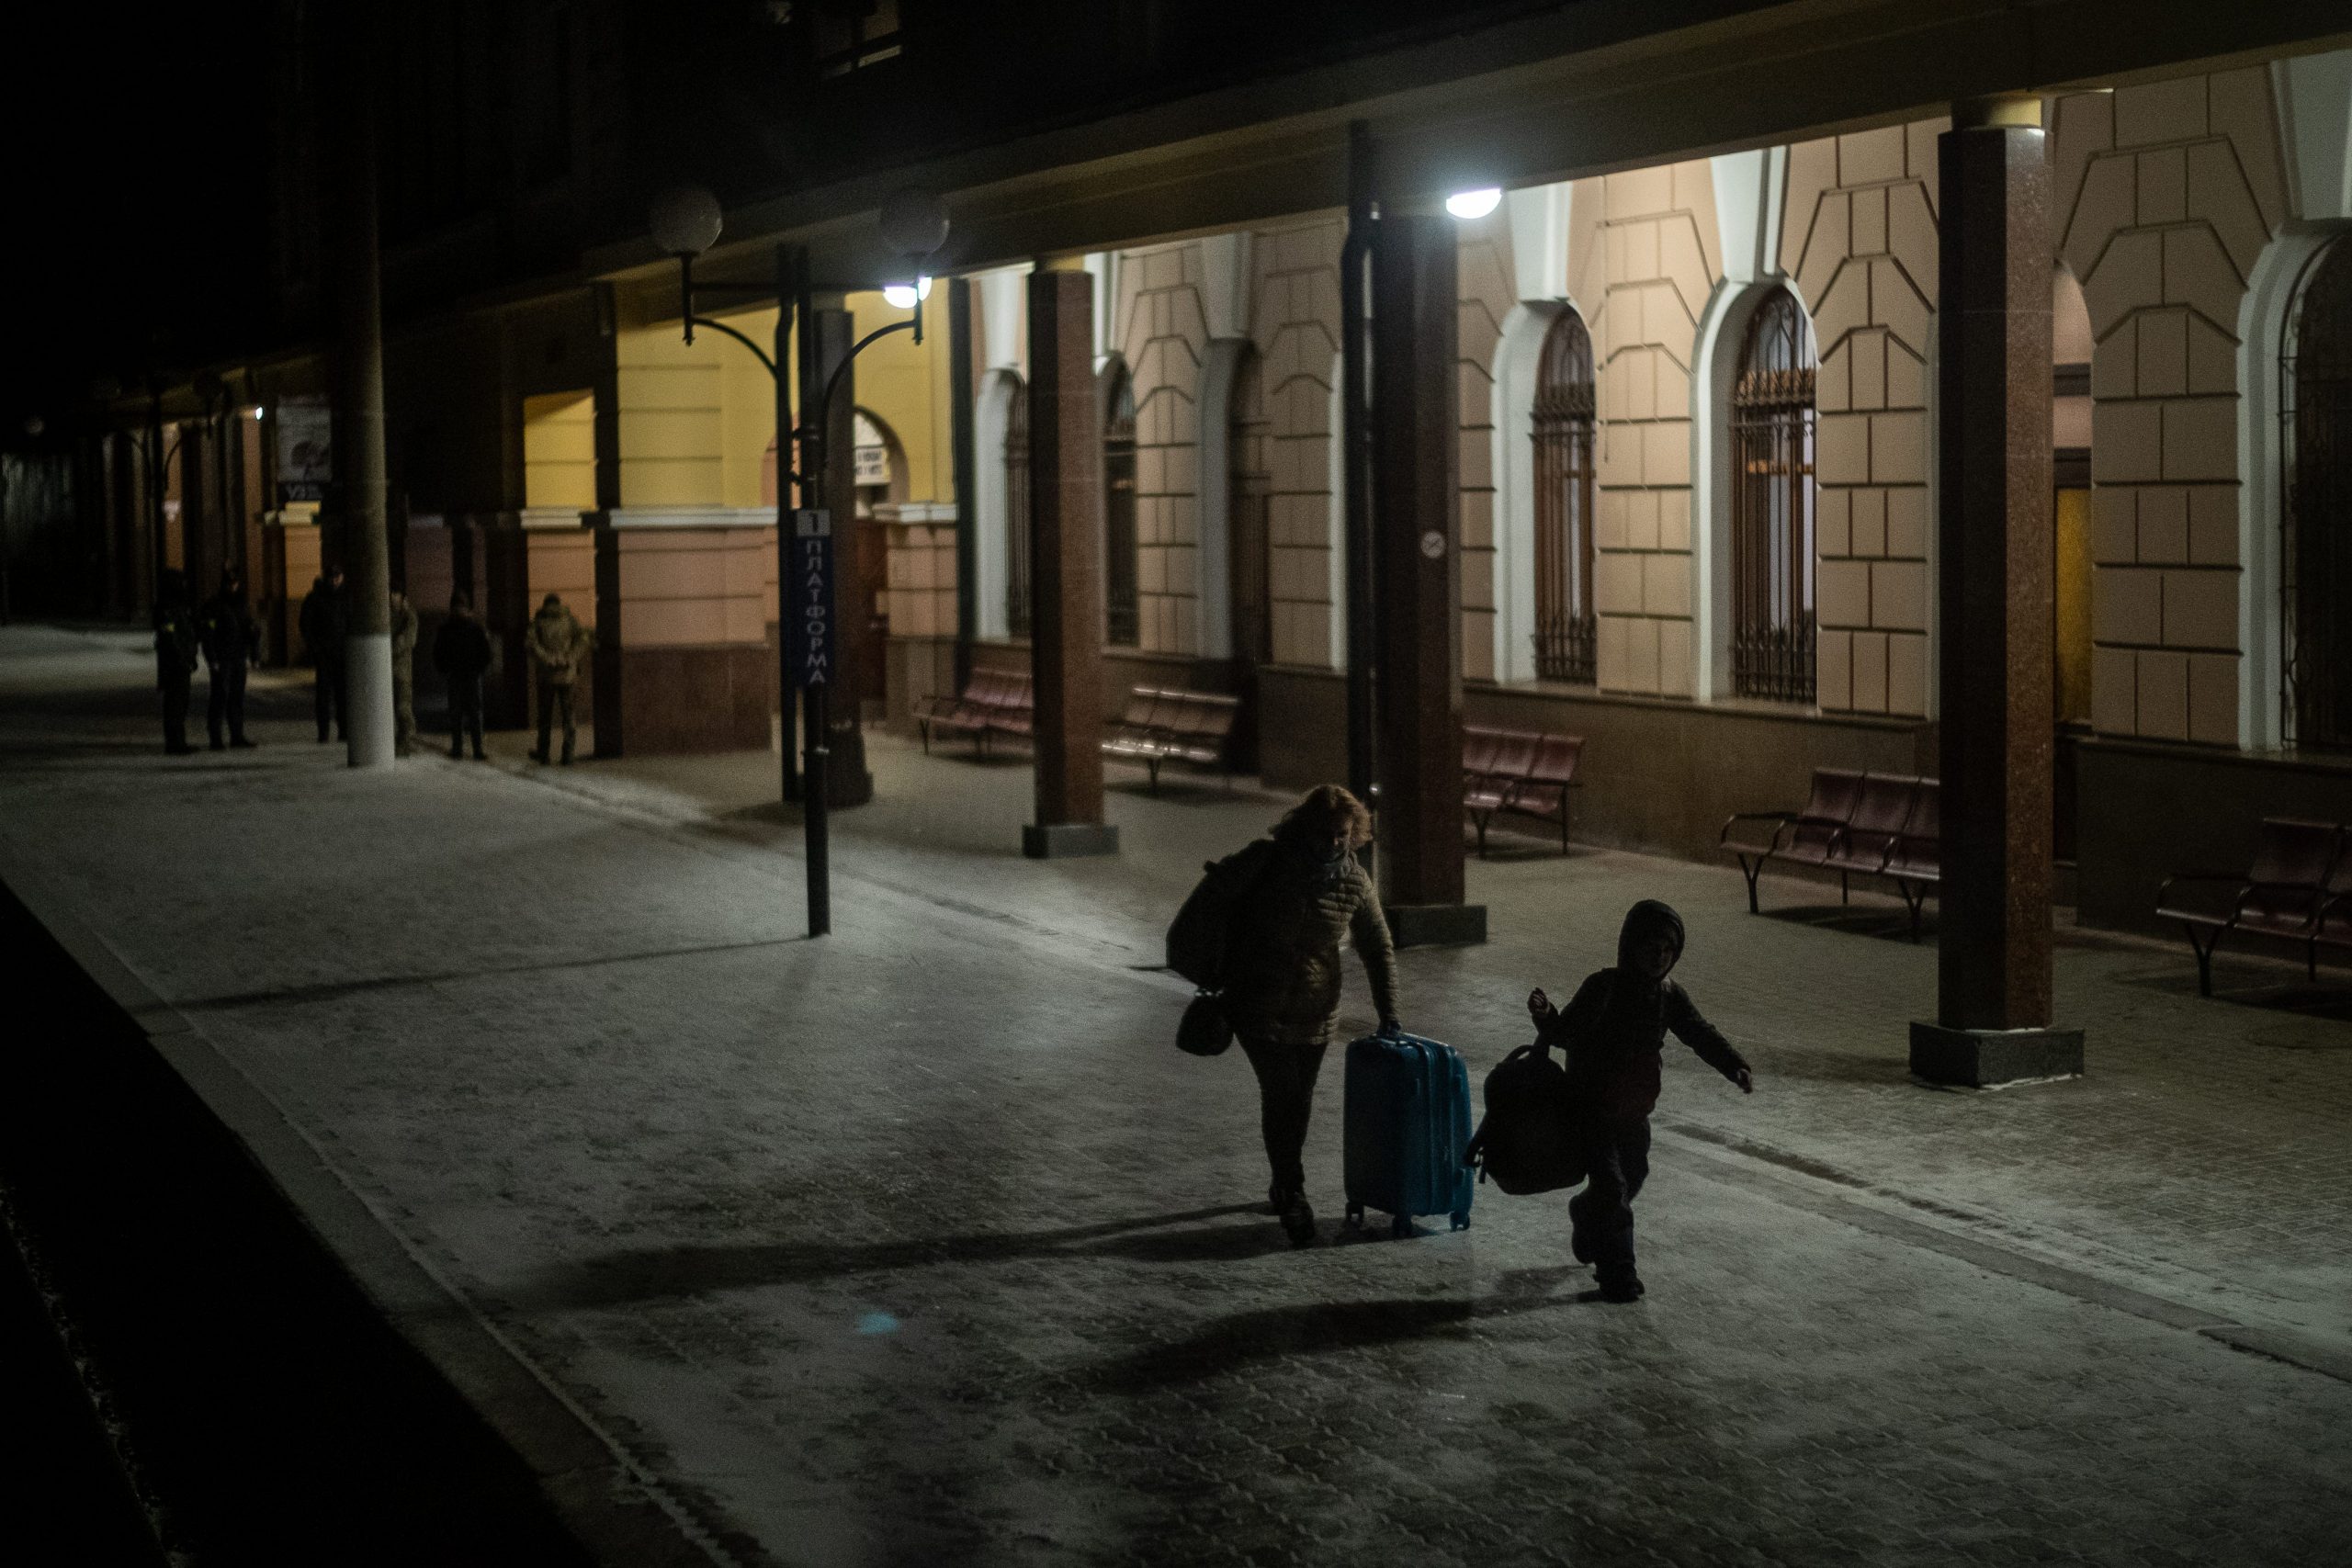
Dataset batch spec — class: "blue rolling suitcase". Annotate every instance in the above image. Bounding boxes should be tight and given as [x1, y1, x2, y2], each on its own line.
[1342, 1032, 1475, 1236]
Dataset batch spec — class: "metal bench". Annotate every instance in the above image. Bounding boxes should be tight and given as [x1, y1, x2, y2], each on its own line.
[1723, 768, 1948, 937]
[913, 669, 1033, 756]
[2156, 818, 2348, 996]
[1100, 685, 1240, 789]
[1880, 779, 1941, 942]
[1462, 725, 1584, 855]
[1721, 768, 1864, 912]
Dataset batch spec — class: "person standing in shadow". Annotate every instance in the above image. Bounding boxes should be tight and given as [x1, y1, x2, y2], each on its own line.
[433, 592, 492, 761]
[153, 570, 201, 756]
[198, 568, 262, 750]
[526, 592, 590, 765]
[1219, 784, 1401, 1248]
[299, 567, 349, 743]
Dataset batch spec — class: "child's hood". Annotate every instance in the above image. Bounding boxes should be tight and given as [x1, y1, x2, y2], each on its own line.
[1615, 899, 1686, 976]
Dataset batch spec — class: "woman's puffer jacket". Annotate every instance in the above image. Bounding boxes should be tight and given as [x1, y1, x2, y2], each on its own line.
[1220, 840, 1398, 1047]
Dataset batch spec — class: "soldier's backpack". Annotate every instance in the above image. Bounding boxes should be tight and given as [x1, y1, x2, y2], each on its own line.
[1464, 1042, 1584, 1195]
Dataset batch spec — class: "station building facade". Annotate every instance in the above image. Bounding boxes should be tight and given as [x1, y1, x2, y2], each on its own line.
[874, 58, 2352, 932]
[74, 21, 2352, 946]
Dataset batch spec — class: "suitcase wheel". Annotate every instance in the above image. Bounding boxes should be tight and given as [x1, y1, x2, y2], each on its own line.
[1389, 1213, 1413, 1239]
[1450, 1211, 1471, 1232]
[1345, 1204, 1364, 1229]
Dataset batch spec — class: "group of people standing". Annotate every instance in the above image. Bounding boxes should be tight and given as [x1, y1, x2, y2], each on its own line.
[152, 568, 264, 753]
[153, 569, 592, 766]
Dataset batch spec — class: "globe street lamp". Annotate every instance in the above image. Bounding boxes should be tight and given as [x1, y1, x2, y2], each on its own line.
[647, 186, 949, 937]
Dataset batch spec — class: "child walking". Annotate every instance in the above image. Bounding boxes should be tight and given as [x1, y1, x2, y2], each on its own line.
[1531, 899, 1753, 1302]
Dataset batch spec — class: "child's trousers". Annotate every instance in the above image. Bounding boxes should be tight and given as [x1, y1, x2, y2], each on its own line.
[1569, 1114, 1652, 1280]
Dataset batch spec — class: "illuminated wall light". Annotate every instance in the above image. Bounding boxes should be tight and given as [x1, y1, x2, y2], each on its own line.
[1445, 187, 1503, 220]
[881, 276, 933, 310]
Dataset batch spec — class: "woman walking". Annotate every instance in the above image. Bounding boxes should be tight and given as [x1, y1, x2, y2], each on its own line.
[1221, 785, 1400, 1247]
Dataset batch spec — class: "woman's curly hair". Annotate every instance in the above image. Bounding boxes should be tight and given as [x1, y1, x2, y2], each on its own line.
[1275, 784, 1374, 848]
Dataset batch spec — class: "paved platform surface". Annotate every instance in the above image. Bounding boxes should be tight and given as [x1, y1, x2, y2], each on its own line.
[5, 623, 2349, 1567]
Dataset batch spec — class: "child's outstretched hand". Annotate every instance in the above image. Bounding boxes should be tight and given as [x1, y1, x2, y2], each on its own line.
[1734, 1067, 1755, 1095]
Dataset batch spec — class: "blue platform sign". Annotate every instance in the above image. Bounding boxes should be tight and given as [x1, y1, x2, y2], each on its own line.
[790, 509, 835, 688]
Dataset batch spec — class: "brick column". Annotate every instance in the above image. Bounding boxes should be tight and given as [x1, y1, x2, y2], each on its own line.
[1022, 268, 1119, 860]
[1372, 214, 1483, 947]
[1910, 97, 2083, 1088]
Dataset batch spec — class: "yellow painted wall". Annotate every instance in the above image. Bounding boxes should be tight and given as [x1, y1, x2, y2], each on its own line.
[843, 291, 952, 504]
[522, 390, 596, 510]
[614, 303, 788, 510]
[718, 307, 784, 507]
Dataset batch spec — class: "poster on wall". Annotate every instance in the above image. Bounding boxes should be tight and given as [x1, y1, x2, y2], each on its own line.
[275, 396, 333, 504]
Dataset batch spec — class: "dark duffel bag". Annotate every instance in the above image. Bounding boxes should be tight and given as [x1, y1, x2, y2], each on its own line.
[1464, 1042, 1584, 1195]
[1165, 840, 1273, 988]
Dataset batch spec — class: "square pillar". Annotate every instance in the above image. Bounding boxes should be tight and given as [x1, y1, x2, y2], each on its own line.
[1022, 268, 1119, 860]
[1372, 213, 1483, 947]
[1911, 97, 2082, 1088]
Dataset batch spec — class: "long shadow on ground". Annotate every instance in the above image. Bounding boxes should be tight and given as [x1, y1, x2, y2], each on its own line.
[1087, 1283, 1606, 1392]
[535, 1202, 1284, 1308]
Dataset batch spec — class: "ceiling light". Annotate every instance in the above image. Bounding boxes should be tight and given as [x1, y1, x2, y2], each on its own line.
[1445, 187, 1503, 220]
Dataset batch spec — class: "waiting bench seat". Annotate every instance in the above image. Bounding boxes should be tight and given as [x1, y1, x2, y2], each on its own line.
[1102, 686, 1240, 789]
[1722, 769, 1942, 940]
[918, 677, 1240, 788]
[2156, 818, 2351, 996]
[1461, 725, 1584, 854]
[913, 670, 1033, 755]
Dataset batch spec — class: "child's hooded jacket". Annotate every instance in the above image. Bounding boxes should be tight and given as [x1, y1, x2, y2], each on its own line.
[1542, 900, 1748, 1120]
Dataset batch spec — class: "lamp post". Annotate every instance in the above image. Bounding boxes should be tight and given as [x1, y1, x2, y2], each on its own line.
[650, 185, 948, 937]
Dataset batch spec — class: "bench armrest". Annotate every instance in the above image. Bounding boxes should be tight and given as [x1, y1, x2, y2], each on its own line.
[2156, 872, 2249, 900]
[1719, 811, 1790, 847]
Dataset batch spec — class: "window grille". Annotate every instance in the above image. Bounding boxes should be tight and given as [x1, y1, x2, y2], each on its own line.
[1532, 310, 1597, 683]
[1730, 291, 1817, 703]
[1004, 378, 1033, 638]
[1229, 351, 1273, 665]
[1104, 367, 1139, 648]
[2284, 236, 2352, 752]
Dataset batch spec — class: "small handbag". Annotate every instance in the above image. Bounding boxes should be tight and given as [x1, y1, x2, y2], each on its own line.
[1177, 991, 1236, 1056]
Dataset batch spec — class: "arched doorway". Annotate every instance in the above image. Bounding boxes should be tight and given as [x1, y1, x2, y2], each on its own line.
[1532, 308, 1597, 684]
[2285, 236, 2352, 752]
[1102, 362, 1138, 648]
[1728, 288, 1818, 703]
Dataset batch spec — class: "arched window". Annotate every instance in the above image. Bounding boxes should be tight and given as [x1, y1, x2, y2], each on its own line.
[1228, 348, 1273, 666]
[2285, 236, 2352, 752]
[1004, 376, 1033, 637]
[1730, 290, 1817, 703]
[1532, 309, 1597, 683]
[1103, 364, 1139, 647]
